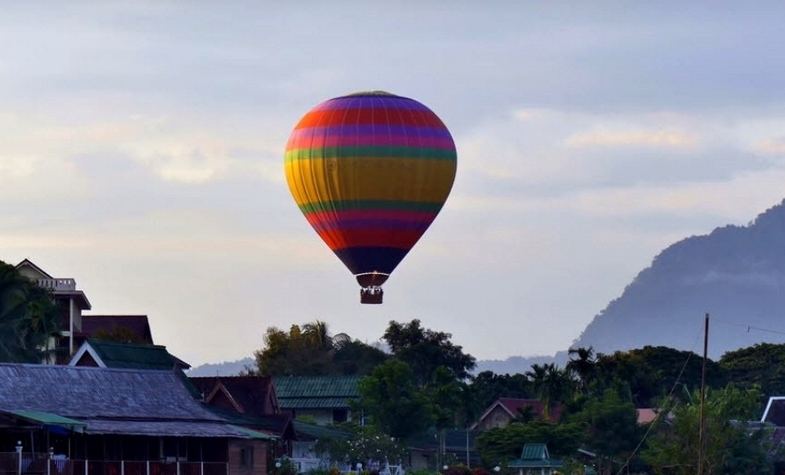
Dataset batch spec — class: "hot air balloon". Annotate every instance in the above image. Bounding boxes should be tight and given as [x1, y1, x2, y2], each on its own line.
[284, 91, 456, 304]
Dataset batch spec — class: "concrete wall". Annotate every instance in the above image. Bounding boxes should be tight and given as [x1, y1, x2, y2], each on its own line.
[228, 440, 267, 475]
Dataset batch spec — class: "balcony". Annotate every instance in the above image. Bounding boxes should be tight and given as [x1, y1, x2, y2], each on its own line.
[0, 453, 229, 475]
[36, 279, 77, 292]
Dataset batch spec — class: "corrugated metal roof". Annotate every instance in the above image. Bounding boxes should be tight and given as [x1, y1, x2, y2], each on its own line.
[4, 410, 86, 431]
[0, 364, 263, 439]
[0, 364, 219, 421]
[274, 376, 360, 409]
[278, 397, 354, 409]
[87, 340, 183, 370]
[80, 420, 275, 440]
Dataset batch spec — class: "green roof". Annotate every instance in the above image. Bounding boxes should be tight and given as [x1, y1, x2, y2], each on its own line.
[508, 443, 563, 469]
[4, 410, 86, 432]
[274, 376, 360, 409]
[86, 340, 184, 370]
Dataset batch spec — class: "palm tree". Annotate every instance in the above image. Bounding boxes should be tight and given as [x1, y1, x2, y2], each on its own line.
[302, 320, 333, 350]
[567, 347, 597, 394]
[0, 261, 58, 362]
[526, 363, 572, 420]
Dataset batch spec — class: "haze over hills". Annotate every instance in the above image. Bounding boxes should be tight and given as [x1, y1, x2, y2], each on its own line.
[191, 199, 785, 376]
[574, 199, 785, 359]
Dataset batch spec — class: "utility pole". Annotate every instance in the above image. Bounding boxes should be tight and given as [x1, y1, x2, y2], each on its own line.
[697, 313, 709, 475]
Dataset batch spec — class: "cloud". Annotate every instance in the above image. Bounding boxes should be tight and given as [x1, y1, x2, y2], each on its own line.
[566, 129, 698, 149]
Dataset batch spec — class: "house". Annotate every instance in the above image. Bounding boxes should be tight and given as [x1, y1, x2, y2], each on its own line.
[15, 259, 91, 361]
[69, 340, 190, 371]
[15, 259, 157, 363]
[189, 376, 295, 446]
[507, 443, 563, 475]
[0, 363, 275, 475]
[274, 376, 361, 425]
[471, 398, 563, 431]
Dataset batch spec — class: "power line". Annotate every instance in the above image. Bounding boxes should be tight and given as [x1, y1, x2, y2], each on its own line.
[711, 318, 785, 337]
[615, 321, 705, 475]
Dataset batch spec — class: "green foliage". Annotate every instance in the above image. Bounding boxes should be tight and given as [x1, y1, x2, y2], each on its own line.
[383, 319, 476, 384]
[0, 261, 59, 363]
[720, 343, 785, 397]
[525, 363, 573, 419]
[476, 420, 583, 465]
[642, 385, 770, 475]
[568, 389, 642, 473]
[594, 346, 724, 407]
[315, 425, 406, 467]
[424, 366, 468, 429]
[357, 359, 433, 438]
[254, 320, 387, 376]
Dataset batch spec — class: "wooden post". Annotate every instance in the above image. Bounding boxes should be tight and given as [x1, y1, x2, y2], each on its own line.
[146, 460, 150, 475]
[121, 461, 125, 475]
[697, 313, 709, 475]
[85, 459, 89, 475]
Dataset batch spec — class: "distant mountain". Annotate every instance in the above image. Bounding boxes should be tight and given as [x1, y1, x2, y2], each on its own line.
[475, 354, 566, 375]
[187, 357, 254, 376]
[573, 199, 785, 359]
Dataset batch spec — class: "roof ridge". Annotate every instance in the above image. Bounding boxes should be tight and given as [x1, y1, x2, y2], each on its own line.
[0, 362, 176, 374]
[87, 339, 167, 350]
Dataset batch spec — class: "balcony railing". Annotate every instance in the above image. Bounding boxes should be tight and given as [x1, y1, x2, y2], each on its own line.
[36, 279, 77, 291]
[0, 454, 227, 475]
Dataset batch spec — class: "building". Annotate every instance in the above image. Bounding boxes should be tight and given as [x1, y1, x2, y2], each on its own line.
[274, 376, 361, 426]
[80, 315, 154, 345]
[507, 443, 563, 475]
[15, 259, 91, 360]
[0, 363, 275, 475]
[189, 376, 294, 444]
[471, 398, 563, 431]
[69, 340, 190, 371]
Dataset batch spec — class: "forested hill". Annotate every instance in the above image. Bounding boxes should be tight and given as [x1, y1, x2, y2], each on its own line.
[573, 199, 785, 359]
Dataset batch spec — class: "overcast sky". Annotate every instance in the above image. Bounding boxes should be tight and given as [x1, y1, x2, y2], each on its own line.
[3, 2, 785, 365]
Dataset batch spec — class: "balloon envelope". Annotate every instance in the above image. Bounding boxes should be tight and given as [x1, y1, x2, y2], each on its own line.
[284, 91, 456, 303]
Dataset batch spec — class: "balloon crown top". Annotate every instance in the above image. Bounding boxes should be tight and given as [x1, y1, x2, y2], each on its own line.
[341, 90, 398, 98]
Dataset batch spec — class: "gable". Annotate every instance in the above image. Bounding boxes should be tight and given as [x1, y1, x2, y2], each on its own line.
[15, 259, 53, 281]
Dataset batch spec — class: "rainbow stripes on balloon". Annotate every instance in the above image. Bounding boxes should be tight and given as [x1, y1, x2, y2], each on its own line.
[285, 91, 457, 303]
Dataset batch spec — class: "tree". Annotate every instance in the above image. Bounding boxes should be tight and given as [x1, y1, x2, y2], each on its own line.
[720, 343, 785, 398]
[568, 389, 642, 475]
[567, 347, 597, 394]
[526, 363, 572, 419]
[315, 425, 406, 468]
[383, 319, 476, 384]
[642, 385, 770, 475]
[254, 320, 386, 376]
[0, 261, 59, 363]
[476, 420, 583, 466]
[333, 339, 388, 376]
[357, 359, 433, 438]
[594, 346, 724, 407]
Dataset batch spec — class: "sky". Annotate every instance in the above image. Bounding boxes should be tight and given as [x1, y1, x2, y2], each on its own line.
[2, 2, 785, 366]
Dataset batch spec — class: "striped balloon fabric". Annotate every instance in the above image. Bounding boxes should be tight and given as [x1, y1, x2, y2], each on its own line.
[284, 91, 457, 303]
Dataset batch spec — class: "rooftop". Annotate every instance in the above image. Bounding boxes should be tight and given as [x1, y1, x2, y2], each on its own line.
[0, 363, 266, 439]
[274, 376, 360, 410]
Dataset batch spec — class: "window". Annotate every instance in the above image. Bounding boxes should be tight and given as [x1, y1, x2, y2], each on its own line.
[333, 408, 348, 423]
[240, 446, 254, 469]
